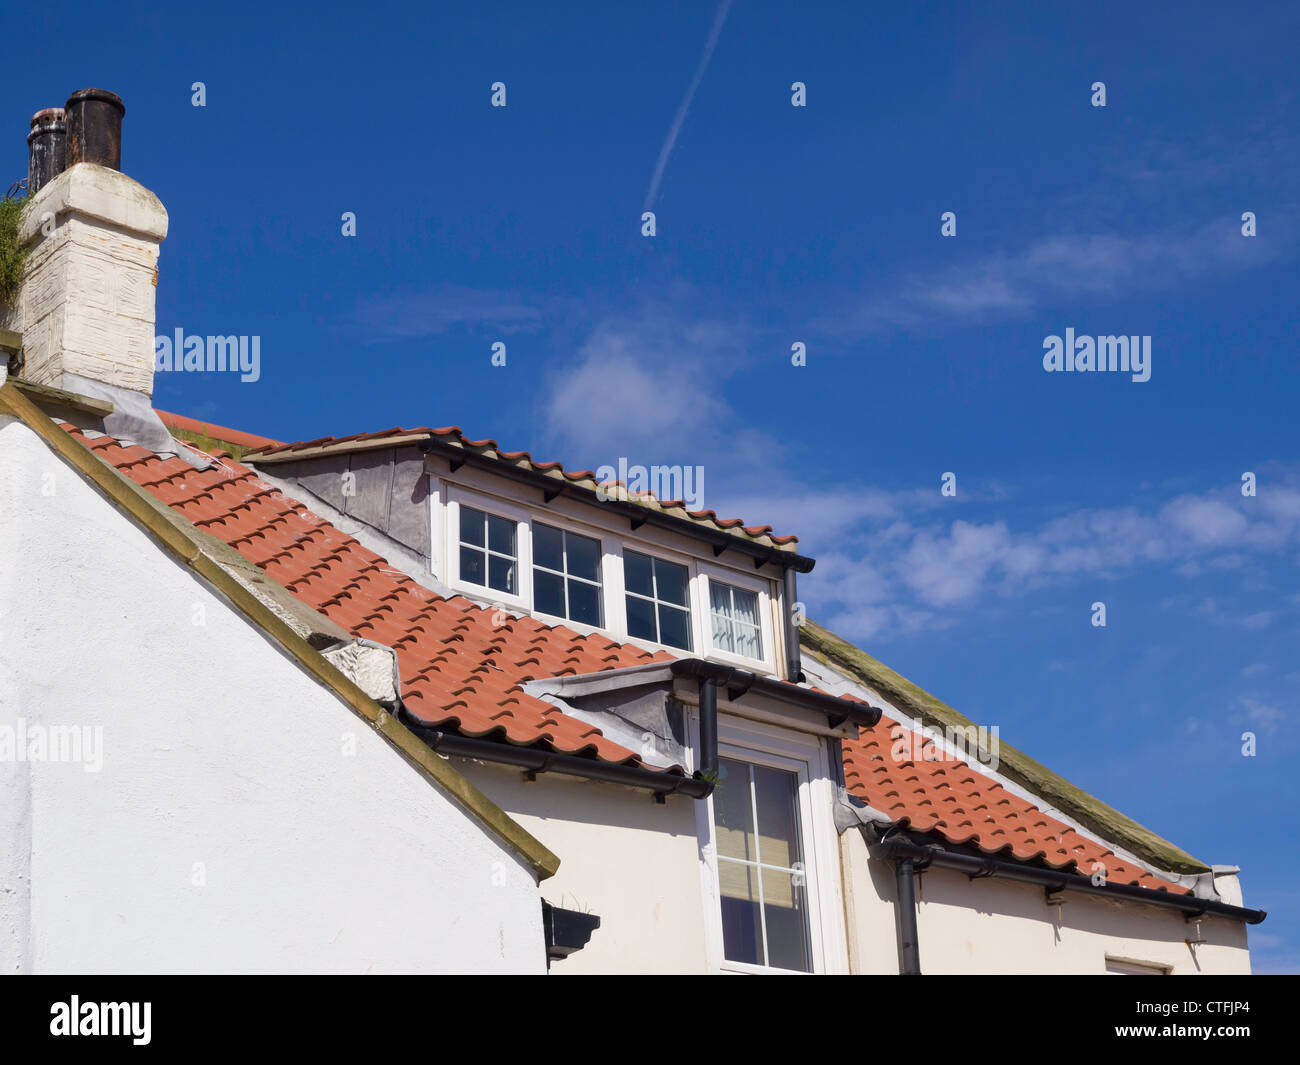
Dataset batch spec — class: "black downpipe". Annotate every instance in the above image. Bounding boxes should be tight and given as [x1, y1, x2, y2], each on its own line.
[895, 857, 922, 975]
[698, 674, 719, 784]
[783, 567, 804, 682]
[877, 836, 1267, 927]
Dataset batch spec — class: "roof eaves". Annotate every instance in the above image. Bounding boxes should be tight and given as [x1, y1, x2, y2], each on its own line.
[0, 381, 561, 882]
[800, 617, 1210, 876]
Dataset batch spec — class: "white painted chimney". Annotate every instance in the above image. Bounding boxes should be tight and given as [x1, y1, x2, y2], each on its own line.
[4, 90, 167, 398]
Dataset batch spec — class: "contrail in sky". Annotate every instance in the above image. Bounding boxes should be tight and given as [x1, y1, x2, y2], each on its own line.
[642, 0, 734, 212]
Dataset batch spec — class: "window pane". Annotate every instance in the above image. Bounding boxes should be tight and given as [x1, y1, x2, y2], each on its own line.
[761, 871, 812, 973]
[709, 581, 730, 617]
[460, 545, 485, 586]
[534, 568, 565, 617]
[731, 586, 759, 627]
[718, 861, 763, 967]
[534, 523, 563, 572]
[734, 621, 762, 659]
[655, 558, 689, 606]
[658, 604, 692, 651]
[487, 514, 516, 556]
[751, 765, 801, 870]
[568, 579, 602, 626]
[710, 581, 762, 658]
[712, 612, 735, 654]
[713, 758, 756, 862]
[625, 593, 657, 642]
[566, 532, 602, 583]
[624, 550, 653, 598]
[459, 505, 485, 547]
[488, 555, 517, 595]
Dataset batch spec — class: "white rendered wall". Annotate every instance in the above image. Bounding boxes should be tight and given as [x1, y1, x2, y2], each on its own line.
[0, 416, 545, 974]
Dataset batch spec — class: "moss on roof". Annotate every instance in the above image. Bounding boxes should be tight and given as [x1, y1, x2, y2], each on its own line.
[800, 617, 1209, 875]
[166, 425, 255, 460]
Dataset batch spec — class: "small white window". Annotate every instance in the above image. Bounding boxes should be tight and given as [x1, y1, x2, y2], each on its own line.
[709, 579, 763, 659]
[533, 523, 603, 626]
[458, 505, 518, 595]
[624, 550, 692, 651]
[712, 755, 813, 972]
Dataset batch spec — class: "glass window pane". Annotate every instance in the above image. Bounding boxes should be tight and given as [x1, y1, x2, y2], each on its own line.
[487, 514, 516, 556]
[655, 558, 689, 606]
[731, 586, 760, 628]
[566, 532, 602, 583]
[625, 593, 657, 642]
[761, 871, 812, 973]
[459, 505, 485, 547]
[534, 568, 565, 617]
[534, 523, 563, 572]
[718, 861, 764, 967]
[713, 758, 756, 862]
[488, 555, 517, 595]
[658, 604, 692, 651]
[712, 612, 735, 654]
[460, 546, 485, 586]
[709, 580, 730, 616]
[751, 765, 801, 870]
[567, 579, 602, 626]
[624, 550, 653, 598]
[734, 622, 762, 659]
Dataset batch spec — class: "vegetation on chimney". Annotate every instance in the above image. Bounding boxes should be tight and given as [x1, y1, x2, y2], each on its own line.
[0, 195, 30, 307]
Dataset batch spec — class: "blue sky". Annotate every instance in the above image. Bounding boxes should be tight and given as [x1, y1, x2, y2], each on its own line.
[9, 0, 1297, 969]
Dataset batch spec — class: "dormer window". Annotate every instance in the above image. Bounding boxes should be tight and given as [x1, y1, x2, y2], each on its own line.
[709, 580, 763, 659]
[533, 523, 603, 626]
[458, 505, 518, 595]
[624, 550, 693, 651]
[437, 482, 782, 674]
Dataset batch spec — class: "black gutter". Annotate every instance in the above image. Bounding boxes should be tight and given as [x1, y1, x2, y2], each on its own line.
[875, 836, 1267, 929]
[400, 715, 714, 799]
[895, 857, 922, 975]
[419, 437, 815, 574]
[668, 659, 882, 731]
[398, 661, 880, 802]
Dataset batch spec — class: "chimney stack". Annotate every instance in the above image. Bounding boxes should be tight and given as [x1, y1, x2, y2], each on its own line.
[26, 109, 66, 197]
[5, 88, 166, 399]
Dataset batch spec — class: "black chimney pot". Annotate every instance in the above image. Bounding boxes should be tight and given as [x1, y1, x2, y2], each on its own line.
[64, 88, 125, 171]
[27, 108, 67, 196]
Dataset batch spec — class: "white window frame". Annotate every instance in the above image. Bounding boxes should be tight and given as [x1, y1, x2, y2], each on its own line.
[697, 563, 777, 673]
[433, 475, 783, 675]
[619, 545, 696, 653]
[443, 485, 532, 611]
[530, 519, 608, 629]
[695, 714, 848, 975]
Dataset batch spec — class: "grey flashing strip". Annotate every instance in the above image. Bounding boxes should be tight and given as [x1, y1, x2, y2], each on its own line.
[873, 834, 1267, 926]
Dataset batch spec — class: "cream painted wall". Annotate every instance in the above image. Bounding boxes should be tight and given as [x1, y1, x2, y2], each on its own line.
[0, 416, 545, 974]
[456, 759, 712, 974]
[457, 752, 1254, 975]
[840, 829, 1252, 975]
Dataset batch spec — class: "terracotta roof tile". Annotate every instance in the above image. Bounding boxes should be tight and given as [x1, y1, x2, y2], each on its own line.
[66, 421, 1185, 897]
[842, 717, 1186, 893]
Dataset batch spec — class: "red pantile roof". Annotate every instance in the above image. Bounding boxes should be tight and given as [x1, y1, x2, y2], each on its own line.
[66, 422, 1184, 895]
[842, 717, 1186, 893]
[242, 425, 800, 548]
